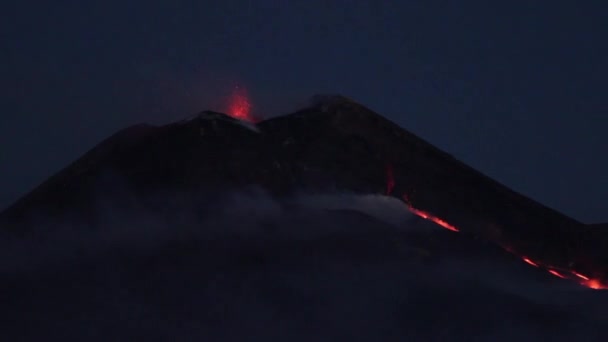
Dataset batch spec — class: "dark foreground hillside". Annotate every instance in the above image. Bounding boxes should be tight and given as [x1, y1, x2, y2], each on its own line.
[1, 193, 606, 341]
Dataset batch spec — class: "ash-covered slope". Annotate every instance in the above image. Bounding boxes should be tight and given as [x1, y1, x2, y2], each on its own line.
[1, 95, 606, 285]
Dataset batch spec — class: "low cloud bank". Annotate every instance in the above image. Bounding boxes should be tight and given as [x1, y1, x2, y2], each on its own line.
[1, 189, 607, 341]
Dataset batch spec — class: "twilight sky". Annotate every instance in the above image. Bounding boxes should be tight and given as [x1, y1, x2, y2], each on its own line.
[1, 1, 606, 222]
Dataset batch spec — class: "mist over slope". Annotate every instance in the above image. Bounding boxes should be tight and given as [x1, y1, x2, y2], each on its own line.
[3, 96, 607, 290]
[1, 190, 607, 341]
[2, 97, 608, 340]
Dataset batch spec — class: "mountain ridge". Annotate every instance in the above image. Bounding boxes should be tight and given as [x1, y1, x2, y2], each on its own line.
[1, 95, 606, 287]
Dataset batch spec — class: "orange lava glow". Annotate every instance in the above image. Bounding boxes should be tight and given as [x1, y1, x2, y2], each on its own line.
[572, 271, 590, 281]
[548, 269, 567, 279]
[406, 205, 460, 232]
[583, 279, 604, 290]
[410, 203, 608, 289]
[522, 257, 539, 267]
[388, 164, 608, 290]
[227, 85, 254, 122]
[517, 256, 608, 289]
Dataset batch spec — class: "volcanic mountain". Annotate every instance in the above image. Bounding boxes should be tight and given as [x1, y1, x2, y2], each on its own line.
[1, 95, 606, 288]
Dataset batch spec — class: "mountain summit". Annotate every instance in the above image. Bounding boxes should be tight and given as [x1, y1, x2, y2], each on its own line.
[1, 95, 606, 288]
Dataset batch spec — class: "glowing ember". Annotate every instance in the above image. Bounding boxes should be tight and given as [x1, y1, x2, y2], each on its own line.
[227, 85, 254, 122]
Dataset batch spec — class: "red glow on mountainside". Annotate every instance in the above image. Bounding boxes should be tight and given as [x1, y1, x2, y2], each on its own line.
[584, 279, 604, 290]
[227, 85, 254, 122]
[572, 271, 590, 281]
[408, 201, 608, 289]
[406, 205, 460, 232]
[522, 257, 539, 267]
[386, 163, 608, 290]
[548, 269, 567, 279]
[517, 256, 608, 289]
[386, 164, 395, 195]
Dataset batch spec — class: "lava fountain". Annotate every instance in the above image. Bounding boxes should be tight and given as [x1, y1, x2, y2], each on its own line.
[227, 85, 255, 122]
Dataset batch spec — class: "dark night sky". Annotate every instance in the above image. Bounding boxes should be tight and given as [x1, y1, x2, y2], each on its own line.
[1, 1, 606, 222]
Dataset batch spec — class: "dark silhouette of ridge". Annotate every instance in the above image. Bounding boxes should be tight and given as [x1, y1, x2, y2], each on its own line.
[1, 95, 607, 285]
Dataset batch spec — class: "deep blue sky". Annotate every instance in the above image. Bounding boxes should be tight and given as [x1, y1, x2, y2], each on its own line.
[1, 1, 606, 222]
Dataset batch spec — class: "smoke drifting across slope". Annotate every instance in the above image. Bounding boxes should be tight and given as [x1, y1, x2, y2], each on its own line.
[0, 191, 413, 273]
[1, 189, 608, 341]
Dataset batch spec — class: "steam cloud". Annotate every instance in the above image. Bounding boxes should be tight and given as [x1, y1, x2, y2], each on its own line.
[1, 188, 607, 341]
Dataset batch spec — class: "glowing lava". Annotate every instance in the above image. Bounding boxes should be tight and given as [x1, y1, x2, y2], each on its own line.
[385, 163, 608, 290]
[522, 257, 539, 267]
[548, 269, 567, 279]
[406, 205, 460, 232]
[227, 85, 254, 122]
[407, 202, 608, 289]
[584, 279, 604, 290]
[572, 271, 590, 281]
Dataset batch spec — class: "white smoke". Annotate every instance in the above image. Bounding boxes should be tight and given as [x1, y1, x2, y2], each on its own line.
[293, 193, 413, 227]
[0, 190, 414, 272]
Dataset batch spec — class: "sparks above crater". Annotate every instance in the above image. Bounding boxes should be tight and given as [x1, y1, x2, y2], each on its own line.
[227, 85, 254, 122]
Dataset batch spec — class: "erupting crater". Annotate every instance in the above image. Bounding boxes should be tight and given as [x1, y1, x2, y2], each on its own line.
[227, 85, 255, 122]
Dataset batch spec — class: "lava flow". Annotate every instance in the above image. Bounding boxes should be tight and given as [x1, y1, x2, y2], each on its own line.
[522, 257, 539, 267]
[517, 254, 608, 290]
[548, 269, 567, 279]
[405, 204, 459, 232]
[385, 164, 608, 290]
[227, 85, 254, 122]
[407, 200, 608, 289]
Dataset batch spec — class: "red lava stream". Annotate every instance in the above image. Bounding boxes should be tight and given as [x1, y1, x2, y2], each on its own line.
[385, 164, 607, 290]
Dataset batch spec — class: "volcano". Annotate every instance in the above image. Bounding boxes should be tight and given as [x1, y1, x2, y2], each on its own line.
[1, 95, 607, 289]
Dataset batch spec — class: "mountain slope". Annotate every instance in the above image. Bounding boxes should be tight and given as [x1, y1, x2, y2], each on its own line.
[1, 95, 606, 287]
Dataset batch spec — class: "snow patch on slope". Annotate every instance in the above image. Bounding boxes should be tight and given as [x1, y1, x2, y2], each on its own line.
[233, 119, 260, 133]
[294, 193, 414, 227]
[180, 111, 260, 133]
